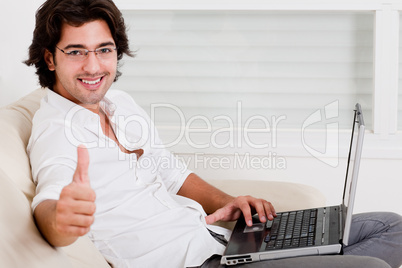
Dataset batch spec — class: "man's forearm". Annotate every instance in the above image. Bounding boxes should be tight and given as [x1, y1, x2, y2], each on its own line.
[177, 173, 235, 214]
[34, 200, 79, 247]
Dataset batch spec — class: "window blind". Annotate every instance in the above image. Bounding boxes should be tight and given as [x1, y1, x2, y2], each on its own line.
[114, 10, 374, 147]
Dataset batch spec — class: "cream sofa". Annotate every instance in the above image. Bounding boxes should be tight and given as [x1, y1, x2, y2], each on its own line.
[0, 89, 326, 267]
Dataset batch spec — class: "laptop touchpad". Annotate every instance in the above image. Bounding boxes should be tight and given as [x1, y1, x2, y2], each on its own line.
[244, 223, 265, 233]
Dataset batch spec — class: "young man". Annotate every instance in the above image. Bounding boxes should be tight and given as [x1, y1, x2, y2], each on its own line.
[25, 0, 402, 267]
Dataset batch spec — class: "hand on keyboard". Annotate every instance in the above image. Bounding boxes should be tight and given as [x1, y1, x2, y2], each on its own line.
[205, 195, 277, 227]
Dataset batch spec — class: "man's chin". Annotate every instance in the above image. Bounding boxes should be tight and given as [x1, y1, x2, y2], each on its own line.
[77, 91, 108, 107]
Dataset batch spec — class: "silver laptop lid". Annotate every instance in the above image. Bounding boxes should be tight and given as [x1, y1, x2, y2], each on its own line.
[341, 103, 365, 246]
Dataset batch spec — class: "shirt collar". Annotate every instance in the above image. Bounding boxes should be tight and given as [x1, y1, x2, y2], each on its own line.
[45, 88, 79, 114]
[45, 88, 119, 137]
[44, 88, 146, 151]
[45, 88, 116, 117]
[100, 96, 116, 117]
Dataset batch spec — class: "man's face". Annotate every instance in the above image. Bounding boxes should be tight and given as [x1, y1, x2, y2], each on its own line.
[45, 20, 118, 111]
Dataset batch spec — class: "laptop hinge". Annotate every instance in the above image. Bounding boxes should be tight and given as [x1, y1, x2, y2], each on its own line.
[338, 205, 343, 243]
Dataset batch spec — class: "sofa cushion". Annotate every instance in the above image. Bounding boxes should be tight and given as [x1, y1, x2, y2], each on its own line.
[0, 89, 110, 267]
[0, 167, 71, 267]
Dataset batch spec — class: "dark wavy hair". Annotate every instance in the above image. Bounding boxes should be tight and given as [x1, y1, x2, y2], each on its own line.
[24, 0, 133, 90]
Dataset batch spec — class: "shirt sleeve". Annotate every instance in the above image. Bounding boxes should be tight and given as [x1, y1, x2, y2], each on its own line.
[28, 112, 77, 212]
[153, 147, 193, 194]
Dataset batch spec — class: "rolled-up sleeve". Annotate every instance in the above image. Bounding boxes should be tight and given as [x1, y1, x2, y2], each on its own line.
[28, 115, 77, 212]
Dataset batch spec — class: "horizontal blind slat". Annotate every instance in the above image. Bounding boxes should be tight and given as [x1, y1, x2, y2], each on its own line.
[117, 77, 372, 93]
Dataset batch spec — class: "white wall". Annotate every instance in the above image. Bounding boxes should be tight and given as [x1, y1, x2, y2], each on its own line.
[0, 0, 43, 106]
[1, 0, 401, 216]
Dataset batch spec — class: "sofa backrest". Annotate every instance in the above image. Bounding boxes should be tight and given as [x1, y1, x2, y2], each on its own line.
[0, 89, 45, 202]
[0, 89, 109, 268]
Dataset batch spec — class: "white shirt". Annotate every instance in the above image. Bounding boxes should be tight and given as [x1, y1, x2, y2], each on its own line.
[28, 89, 229, 267]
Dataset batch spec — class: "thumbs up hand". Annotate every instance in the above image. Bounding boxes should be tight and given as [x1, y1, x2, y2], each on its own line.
[55, 145, 96, 238]
[73, 145, 91, 185]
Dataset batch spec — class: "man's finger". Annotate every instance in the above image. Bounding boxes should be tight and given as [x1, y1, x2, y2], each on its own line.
[205, 214, 217, 225]
[252, 200, 267, 223]
[236, 198, 253, 226]
[264, 201, 276, 220]
[205, 209, 223, 225]
[73, 145, 90, 185]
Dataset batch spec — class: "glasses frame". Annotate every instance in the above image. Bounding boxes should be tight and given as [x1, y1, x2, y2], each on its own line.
[55, 46, 118, 61]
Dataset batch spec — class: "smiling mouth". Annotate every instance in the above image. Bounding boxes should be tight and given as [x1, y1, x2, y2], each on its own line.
[80, 77, 103, 85]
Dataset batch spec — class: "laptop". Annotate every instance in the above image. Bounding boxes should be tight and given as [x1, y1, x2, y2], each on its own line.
[221, 103, 365, 266]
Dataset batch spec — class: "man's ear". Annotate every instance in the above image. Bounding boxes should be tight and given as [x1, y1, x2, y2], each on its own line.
[44, 49, 55, 71]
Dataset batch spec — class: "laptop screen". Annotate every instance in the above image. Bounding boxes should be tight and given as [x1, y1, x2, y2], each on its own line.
[341, 103, 365, 246]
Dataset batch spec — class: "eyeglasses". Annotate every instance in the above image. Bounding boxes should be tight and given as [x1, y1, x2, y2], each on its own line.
[55, 46, 117, 61]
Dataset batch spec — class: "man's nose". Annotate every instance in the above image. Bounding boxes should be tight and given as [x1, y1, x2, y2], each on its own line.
[82, 52, 101, 73]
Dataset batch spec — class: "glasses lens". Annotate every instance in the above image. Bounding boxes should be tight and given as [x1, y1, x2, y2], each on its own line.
[65, 49, 87, 61]
[96, 47, 117, 59]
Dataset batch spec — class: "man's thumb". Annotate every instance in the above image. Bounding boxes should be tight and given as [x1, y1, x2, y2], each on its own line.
[73, 145, 90, 184]
[205, 210, 221, 225]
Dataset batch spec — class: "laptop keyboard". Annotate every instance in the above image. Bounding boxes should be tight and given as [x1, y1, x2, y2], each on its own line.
[264, 209, 317, 250]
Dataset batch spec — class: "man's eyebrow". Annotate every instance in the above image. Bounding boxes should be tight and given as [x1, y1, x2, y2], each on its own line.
[99, 42, 116, 47]
[64, 44, 86, 50]
[63, 42, 116, 50]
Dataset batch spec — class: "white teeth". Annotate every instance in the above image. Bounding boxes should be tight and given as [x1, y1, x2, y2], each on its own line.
[81, 78, 101, 85]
